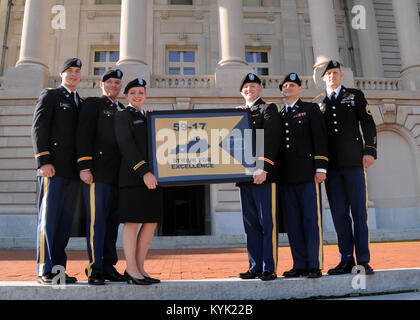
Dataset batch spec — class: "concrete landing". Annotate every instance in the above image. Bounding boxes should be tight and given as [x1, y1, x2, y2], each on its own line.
[1, 268, 419, 300]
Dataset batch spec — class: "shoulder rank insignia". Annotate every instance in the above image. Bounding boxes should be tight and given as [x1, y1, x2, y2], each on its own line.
[312, 93, 326, 114]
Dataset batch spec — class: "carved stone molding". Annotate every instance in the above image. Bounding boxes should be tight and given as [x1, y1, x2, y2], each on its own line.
[381, 99, 397, 123]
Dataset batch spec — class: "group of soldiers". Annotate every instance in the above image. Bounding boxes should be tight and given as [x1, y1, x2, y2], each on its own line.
[237, 59, 377, 281]
[31, 56, 377, 285]
[33, 58, 126, 285]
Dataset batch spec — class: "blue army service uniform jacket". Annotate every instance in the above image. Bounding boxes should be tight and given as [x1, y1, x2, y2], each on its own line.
[31, 86, 82, 179]
[238, 98, 281, 184]
[278, 99, 328, 185]
[76, 95, 125, 185]
[321, 86, 377, 169]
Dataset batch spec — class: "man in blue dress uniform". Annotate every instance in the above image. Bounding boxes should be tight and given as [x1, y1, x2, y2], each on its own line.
[278, 73, 328, 279]
[32, 58, 83, 285]
[237, 73, 281, 281]
[320, 60, 377, 275]
[76, 69, 126, 285]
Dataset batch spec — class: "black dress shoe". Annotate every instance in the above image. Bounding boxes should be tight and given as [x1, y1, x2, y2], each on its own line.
[64, 274, 78, 284]
[357, 262, 374, 275]
[307, 269, 322, 279]
[282, 268, 308, 278]
[88, 273, 105, 285]
[37, 272, 54, 285]
[259, 271, 277, 281]
[327, 260, 355, 275]
[124, 270, 152, 285]
[104, 271, 125, 282]
[238, 270, 262, 279]
[144, 276, 161, 284]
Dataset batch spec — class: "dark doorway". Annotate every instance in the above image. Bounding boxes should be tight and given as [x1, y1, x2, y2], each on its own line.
[160, 185, 206, 236]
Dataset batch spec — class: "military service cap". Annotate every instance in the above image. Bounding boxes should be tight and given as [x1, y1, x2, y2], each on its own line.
[240, 73, 262, 92]
[102, 69, 123, 82]
[60, 58, 82, 73]
[279, 73, 302, 91]
[321, 60, 341, 77]
[124, 77, 147, 94]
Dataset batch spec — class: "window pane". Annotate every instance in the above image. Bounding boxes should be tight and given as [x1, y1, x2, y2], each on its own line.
[94, 51, 107, 62]
[256, 52, 268, 63]
[245, 52, 254, 63]
[257, 68, 269, 76]
[169, 51, 181, 62]
[94, 67, 106, 75]
[170, 0, 192, 4]
[169, 67, 181, 75]
[183, 51, 195, 62]
[109, 51, 120, 62]
[183, 67, 195, 75]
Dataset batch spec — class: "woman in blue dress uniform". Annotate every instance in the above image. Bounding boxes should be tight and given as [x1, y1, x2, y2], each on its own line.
[114, 78, 163, 285]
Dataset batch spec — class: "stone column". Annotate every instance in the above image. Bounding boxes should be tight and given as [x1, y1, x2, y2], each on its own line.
[392, 0, 420, 91]
[116, 0, 150, 86]
[4, 0, 52, 95]
[215, 0, 252, 89]
[307, 0, 354, 87]
[354, 0, 384, 77]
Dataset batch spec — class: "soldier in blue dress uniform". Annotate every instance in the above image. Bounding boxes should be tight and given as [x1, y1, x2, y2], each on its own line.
[237, 73, 281, 281]
[278, 73, 328, 279]
[32, 58, 83, 285]
[76, 69, 126, 285]
[320, 60, 377, 275]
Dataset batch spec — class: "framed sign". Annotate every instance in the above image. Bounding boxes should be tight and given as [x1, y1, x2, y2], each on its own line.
[147, 109, 256, 186]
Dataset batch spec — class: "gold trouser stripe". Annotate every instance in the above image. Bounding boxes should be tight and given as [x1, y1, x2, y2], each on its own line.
[86, 183, 96, 277]
[271, 183, 278, 272]
[315, 183, 324, 270]
[363, 167, 370, 249]
[38, 177, 49, 276]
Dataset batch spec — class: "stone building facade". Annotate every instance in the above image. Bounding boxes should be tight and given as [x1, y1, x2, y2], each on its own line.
[0, 0, 420, 246]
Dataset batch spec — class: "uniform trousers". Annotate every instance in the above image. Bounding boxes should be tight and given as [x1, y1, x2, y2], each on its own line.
[83, 182, 120, 276]
[36, 176, 80, 276]
[281, 182, 323, 270]
[239, 183, 278, 273]
[325, 167, 370, 263]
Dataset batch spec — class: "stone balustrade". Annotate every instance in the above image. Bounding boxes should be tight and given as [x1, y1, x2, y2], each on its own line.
[45, 75, 401, 92]
[151, 75, 215, 89]
[354, 77, 400, 91]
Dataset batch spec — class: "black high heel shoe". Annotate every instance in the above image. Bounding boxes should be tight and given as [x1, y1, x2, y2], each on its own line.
[143, 275, 161, 284]
[124, 270, 152, 285]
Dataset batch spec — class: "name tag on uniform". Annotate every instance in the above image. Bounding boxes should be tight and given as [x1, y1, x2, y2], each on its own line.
[59, 102, 72, 108]
[133, 119, 144, 124]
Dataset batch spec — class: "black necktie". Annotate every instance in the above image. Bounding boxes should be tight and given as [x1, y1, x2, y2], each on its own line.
[70, 92, 78, 109]
[286, 106, 293, 117]
[330, 91, 336, 103]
